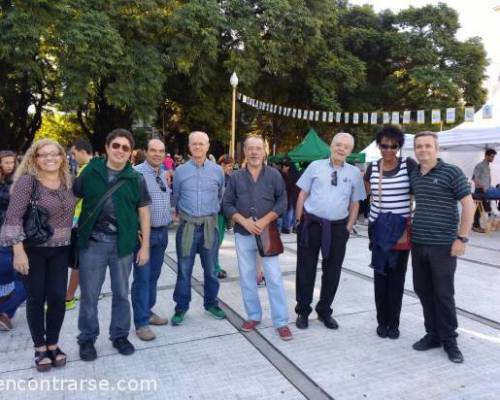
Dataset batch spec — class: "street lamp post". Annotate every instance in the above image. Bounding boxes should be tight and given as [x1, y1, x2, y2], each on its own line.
[230, 72, 238, 159]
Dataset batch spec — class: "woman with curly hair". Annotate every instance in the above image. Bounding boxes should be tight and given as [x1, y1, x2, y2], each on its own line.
[0, 139, 77, 372]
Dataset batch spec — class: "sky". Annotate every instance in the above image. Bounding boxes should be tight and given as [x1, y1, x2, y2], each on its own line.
[348, 0, 500, 97]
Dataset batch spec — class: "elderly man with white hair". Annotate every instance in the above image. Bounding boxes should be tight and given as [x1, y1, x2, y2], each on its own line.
[171, 131, 226, 326]
[294, 132, 366, 330]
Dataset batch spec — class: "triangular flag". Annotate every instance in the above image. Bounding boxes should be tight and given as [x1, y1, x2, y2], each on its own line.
[403, 111, 411, 124]
[464, 107, 474, 122]
[417, 110, 425, 124]
[446, 108, 455, 123]
[431, 109, 441, 124]
[482, 105, 493, 119]
[391, 111, 399, 124]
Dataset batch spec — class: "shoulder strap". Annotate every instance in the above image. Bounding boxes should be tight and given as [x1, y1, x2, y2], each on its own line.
[77, 178, 127, 232]
[377, 160, 383, 210]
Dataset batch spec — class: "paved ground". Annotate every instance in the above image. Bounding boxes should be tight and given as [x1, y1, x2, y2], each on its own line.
[1, 223, 499, 399]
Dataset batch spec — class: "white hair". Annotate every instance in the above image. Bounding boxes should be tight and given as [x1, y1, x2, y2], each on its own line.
[188, 131, 210, 144]
[331, 132, 354, 148]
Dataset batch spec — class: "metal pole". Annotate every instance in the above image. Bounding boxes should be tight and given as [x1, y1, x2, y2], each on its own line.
[231, 87, 236, 159]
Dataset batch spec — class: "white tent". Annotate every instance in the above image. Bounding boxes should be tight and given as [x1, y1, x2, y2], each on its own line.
[401, 86, 500, 183]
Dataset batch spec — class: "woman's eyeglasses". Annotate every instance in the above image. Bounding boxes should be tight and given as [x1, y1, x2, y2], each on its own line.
[379, 144, 399, 150]
[156, 176, 167, 192]
[331, 170, 338, 186]
[110, 142, 131, 153]
[36, 152, 61, 159]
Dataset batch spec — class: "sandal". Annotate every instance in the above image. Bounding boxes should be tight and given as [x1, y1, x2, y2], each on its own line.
[34, 351, 52, 372]
[48, 347, 67, 368]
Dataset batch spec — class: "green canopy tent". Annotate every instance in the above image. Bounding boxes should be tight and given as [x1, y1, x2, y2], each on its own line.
[287, 128, 330, 162]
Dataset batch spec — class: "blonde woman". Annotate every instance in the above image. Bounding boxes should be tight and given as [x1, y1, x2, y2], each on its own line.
[0, 139, 77, 372]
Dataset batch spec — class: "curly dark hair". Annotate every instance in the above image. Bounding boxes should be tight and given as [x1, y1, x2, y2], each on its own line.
[375, 125, 405, 148]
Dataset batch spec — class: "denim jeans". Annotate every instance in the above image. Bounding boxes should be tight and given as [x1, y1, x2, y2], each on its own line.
[234, 233, 289, 328]
[0, 279, 26, 319]
[131, 226, 168, 329]
[78, 239, 133, 342]
[282, 206, 296, 231]
[173, 222, 219, 312]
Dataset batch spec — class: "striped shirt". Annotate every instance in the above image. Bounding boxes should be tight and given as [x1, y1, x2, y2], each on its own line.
[410, 160, 471, 245]
[365, 158, 415, 223]
[135, 160, 172, 227]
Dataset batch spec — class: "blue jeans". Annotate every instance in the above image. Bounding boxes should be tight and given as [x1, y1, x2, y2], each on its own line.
[235, 233, 289, 328]
[0, 280, 26, 319]
[0, 247, 26, 319]
[132, 226, 169, 329]
[173, 222, 219, 312]
[78, 239, 133, 342]
[282, 206, 296, 231]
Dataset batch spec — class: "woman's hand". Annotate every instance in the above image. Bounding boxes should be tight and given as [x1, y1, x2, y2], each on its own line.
[13, 248, 29, 275]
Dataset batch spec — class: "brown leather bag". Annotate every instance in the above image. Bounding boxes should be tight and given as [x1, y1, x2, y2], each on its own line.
[255, 220, 284, 257]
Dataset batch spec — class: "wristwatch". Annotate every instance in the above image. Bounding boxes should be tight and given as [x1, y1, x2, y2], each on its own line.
[457, 235, 469, 243]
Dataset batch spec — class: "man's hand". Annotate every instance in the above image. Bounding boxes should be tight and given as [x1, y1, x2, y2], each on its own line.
[451, 239, 466, 257]
[241, 217, 262, 235]
[253, 218, 269, 234]
[136, 245, 150, 266]
[13, 250, 29, 275]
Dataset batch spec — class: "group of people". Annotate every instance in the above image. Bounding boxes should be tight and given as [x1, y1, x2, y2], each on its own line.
[0, 124, 476, 374]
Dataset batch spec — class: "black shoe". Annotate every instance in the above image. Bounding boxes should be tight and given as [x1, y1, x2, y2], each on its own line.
[444, 345, 464, 363]
[79, 340, 97, 361]
[387, 327, 400, 339]
[412, 334, 441, 351]
[317, 315, 338, 330]
[296, 315, 308, 329]
[376, 325, 388, 338]
[217, 269, 227, 279]
[112, 336, 135, 356]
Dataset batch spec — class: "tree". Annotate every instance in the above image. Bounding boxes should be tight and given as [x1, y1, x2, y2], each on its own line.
[0, 0, 62, 150]
[53, 0, 169, 151]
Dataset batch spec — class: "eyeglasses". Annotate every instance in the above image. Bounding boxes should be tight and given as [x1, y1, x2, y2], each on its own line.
[331, 170, 338, 186]
[156, 176, 167, 192]
[36, 152, 61, 159]
[379, 144, 399, 150]
[110, 142, 131, 153]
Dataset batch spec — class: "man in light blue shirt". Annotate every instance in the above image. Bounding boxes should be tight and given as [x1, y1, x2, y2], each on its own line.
[171, 131, 225, 325]
[295, 132, 366, 330]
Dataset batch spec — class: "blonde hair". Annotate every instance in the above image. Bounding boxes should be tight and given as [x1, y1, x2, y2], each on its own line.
[15, 139, 72, 189]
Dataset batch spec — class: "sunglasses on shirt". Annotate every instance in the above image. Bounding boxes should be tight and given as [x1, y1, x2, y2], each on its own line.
[156, 176, 167, 192]
[331, 170, 337, 186]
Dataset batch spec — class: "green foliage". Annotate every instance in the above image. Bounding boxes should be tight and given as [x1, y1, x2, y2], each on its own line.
[35, 112, 85, 147]
[0, 0, 490, 156]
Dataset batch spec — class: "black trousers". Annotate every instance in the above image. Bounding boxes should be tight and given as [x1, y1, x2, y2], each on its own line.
[23, 246, 69, 347]
[411, 243, 458, 344]
[295, 219, 349, 317]
[374, 250, 409, 329]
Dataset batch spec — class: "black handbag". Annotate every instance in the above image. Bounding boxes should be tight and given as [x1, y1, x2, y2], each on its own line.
[22, 176, 54, 247]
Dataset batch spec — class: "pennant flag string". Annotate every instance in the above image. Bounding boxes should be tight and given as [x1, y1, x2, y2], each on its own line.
[237, 92, 491, 124]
